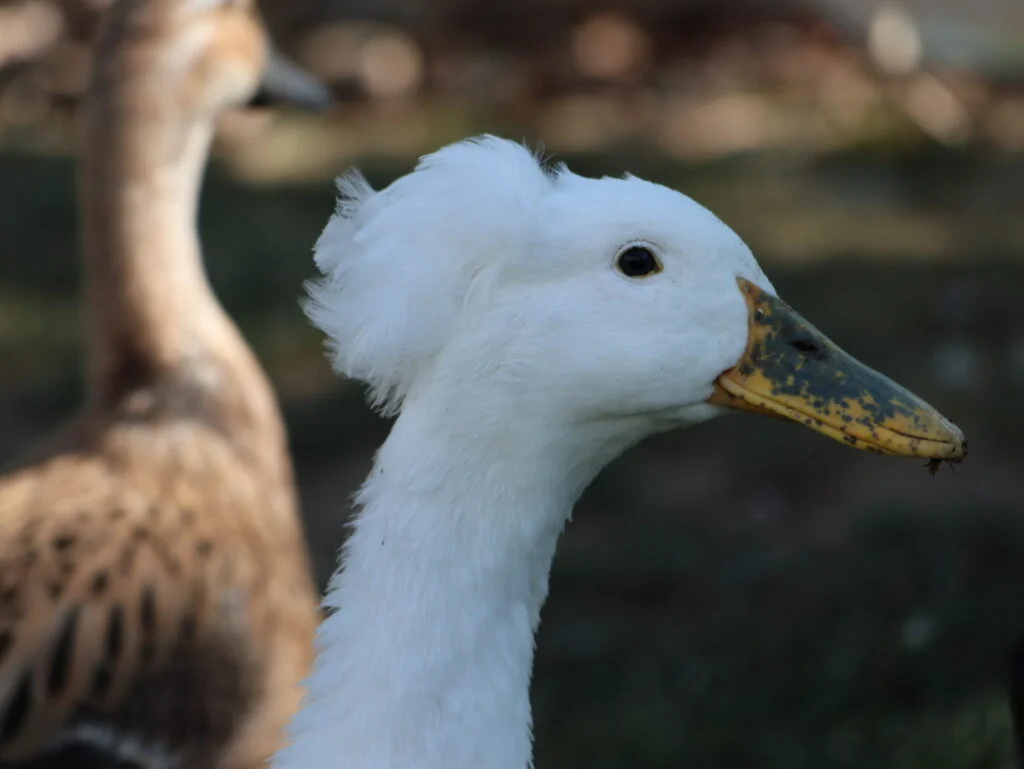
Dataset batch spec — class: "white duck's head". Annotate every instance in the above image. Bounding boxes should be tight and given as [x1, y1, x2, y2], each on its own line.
[306, 135, 964, 459]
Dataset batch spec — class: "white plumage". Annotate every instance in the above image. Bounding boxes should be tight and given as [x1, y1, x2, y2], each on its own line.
[283, 135, 767, 769]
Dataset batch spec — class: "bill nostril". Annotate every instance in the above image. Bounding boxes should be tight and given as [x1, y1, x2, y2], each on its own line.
[792, 338, 825, 359]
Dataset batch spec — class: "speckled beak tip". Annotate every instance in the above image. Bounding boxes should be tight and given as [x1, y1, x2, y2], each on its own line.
[708, 278, 967, 461]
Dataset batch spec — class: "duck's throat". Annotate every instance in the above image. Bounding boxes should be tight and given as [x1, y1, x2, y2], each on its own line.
[276, 399, 628, 769]
[79, 91, 236, 406]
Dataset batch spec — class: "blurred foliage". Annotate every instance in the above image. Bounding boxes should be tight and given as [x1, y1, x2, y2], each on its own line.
[1, 0, 1024, 767]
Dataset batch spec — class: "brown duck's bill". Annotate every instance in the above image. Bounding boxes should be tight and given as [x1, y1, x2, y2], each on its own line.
[249, 46, 332, 111]
[708, 278, 966, 460]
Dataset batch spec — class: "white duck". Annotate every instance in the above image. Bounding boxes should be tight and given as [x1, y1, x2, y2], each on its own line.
[275, 136, 965, 769]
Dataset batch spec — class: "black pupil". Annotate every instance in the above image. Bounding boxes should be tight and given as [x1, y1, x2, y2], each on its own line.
[618, 247, 657, 277]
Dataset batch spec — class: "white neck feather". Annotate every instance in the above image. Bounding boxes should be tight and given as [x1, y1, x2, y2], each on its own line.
[274, 375, 646, 769]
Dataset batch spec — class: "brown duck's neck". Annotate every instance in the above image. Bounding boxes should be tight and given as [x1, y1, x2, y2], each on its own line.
[79, 90, 248, 409]
[78, 87, 291, 483]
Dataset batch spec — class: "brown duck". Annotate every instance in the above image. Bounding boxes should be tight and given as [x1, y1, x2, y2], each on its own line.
[0, 0, 327, 766]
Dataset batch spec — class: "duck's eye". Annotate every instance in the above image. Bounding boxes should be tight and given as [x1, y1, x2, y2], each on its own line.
[616, 246, 661, 278]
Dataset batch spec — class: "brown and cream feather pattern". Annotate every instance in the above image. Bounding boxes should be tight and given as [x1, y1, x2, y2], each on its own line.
[0, 1, 322, 767]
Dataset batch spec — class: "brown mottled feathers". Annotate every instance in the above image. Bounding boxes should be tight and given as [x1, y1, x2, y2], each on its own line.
[0, 379, 317, 768]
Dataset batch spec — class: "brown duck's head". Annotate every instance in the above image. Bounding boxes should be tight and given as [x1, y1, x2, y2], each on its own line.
[91, 0, 331, 118]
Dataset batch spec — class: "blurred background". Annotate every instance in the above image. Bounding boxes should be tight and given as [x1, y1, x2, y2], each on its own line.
[1, 0, 1022, 766]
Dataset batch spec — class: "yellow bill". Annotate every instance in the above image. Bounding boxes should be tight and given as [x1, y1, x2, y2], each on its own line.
[708, 278, 966, 461]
